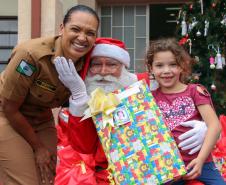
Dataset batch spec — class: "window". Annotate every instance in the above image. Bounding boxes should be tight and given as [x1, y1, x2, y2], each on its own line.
[100, 5, 149, 73]
[0, 17, 18, 72]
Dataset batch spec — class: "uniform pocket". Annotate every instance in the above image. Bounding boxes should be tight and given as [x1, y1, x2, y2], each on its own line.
[29, 85, 55, 104]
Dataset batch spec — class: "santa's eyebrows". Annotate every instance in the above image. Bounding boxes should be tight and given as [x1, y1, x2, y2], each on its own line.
[91, 59, 119, 65]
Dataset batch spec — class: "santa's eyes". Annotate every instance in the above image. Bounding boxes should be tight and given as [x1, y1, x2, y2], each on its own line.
[91, 63, 118, 67]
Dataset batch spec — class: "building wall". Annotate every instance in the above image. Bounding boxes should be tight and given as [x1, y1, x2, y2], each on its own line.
[17, 0, 97, 42]
[78, 0, 96, 9]
[96, 0, 191, 5]
[0, 0, 18, 16]
[1, 0, 191, 42]
[63, 0, 78, 13]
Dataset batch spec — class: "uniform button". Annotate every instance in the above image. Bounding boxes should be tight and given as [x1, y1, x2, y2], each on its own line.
[38, 94, 42, 97]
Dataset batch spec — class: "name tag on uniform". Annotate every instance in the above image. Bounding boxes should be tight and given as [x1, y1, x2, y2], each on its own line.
[16, 60, 36, 77]
[35, 80, 56, 92]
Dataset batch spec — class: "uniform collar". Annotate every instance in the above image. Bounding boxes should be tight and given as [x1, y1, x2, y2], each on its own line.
[51, 36, 63, 64]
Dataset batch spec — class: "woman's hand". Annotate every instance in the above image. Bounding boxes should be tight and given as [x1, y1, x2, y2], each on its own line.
[34, 146, 56, 184]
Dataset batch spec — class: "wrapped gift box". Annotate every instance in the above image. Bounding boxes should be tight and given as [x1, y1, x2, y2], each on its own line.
[91, 80, 186, 184]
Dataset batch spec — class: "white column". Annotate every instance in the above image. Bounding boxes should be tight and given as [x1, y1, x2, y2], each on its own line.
[18, 0, 31, 43]
[41, 0, 63, 37]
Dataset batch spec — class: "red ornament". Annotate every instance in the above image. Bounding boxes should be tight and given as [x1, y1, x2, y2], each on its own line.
[179, 35, 189, 45]
[189, 4, 193, 10]
[212, 3, 216, 8]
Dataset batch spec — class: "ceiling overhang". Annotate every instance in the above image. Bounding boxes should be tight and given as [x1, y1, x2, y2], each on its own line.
[96, 0, 192, 5]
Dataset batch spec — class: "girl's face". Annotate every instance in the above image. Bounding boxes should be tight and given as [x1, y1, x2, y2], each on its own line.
[60, 11, 98, 62]
[150, 51, 183, 91]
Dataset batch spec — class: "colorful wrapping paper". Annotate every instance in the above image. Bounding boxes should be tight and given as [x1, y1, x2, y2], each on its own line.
[92, 80, 186, 185]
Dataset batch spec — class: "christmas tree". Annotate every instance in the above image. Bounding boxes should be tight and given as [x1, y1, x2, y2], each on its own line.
[176, 0, 226, 115]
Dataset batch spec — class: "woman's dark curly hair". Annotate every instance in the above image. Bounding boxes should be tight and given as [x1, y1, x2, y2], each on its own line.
[146, 37, 194, 83]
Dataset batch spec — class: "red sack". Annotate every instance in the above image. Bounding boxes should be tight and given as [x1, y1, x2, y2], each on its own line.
[212, 115, 226, 181]
[56, 108, 70, 147]
[55, 145, 97, 185]
[220, 115, 226, 138]
[56, 124, 69, 147]
[186, 180, 204, 185]
[212, 115, 226, 155]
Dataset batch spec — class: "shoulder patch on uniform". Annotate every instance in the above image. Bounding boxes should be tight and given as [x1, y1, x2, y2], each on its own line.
[35, 80, 56, 92]
[196, 85, 210, 96]
[16, 60, 36, 77]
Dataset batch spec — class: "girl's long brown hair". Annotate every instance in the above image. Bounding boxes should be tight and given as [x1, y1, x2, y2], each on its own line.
[146, 37, 194, 82]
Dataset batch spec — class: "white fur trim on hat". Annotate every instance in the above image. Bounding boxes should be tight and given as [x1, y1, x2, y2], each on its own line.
[91, 44, 130, 68]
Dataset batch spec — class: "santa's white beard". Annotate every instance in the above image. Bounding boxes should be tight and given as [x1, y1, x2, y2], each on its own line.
[85, 66, 138, 95]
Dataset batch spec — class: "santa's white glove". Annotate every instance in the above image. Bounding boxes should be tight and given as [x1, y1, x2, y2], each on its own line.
[178, 120, 207, 155]
[54, 57, 89, 116]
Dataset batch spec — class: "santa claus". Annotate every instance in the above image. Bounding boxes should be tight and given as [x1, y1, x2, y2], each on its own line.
[54, 38, 207, 184]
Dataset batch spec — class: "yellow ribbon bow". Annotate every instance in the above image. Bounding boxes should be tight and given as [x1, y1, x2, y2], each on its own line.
[83, 88, 120, 129]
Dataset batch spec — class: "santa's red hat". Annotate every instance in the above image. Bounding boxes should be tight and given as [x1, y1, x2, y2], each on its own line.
[91, 38, 130, 68]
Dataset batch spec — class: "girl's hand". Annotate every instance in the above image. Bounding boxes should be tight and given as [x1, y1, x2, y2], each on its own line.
[34, 146, 55, 184]
[184, 158, 203, 180]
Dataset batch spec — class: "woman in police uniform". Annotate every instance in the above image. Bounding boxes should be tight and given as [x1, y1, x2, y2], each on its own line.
[0, 5, 99, 185]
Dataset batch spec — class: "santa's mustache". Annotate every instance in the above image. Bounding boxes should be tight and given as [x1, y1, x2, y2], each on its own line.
[86, 74, 119, 83]
[85, 74, 123, 95]
[84, 66, 138, 95]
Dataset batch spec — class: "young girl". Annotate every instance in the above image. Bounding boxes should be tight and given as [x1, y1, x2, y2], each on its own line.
[146, 38, 225, 184]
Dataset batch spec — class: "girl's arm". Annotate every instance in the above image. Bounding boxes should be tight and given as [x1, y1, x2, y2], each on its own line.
[185, 104, 221, 179]
[196, 104, 221, 162]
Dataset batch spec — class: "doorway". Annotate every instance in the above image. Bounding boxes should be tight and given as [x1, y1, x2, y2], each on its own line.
[149, 4, 181, 40]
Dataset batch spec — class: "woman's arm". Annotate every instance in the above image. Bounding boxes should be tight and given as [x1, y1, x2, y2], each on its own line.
[2, 98, 43, 149]
[1, 97, 55, 184]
